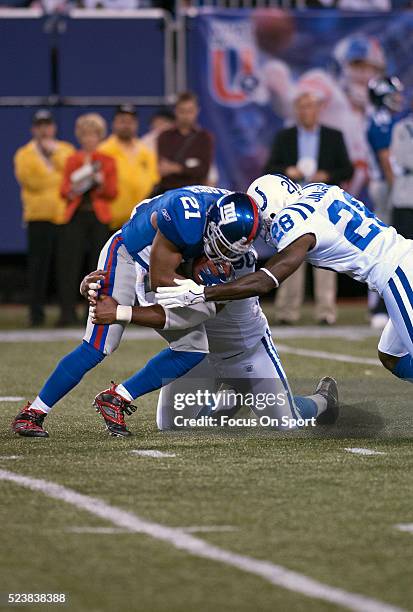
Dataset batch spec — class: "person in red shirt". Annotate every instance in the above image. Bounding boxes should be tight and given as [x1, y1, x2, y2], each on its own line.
[57, 113, 117, 326]
[156, 92, 214, 193]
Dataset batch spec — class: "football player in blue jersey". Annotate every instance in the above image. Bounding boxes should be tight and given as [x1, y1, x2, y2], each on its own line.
[12, 187, 262, 438]
[157, 174, 413, 389]
[367, 76, 404, 328]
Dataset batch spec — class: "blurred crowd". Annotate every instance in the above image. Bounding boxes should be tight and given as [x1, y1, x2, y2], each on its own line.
[1, 0, 412, 11]
[14, 92, 214, 327]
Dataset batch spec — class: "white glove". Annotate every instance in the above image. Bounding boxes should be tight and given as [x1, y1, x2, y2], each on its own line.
[155, 278, 206, 308]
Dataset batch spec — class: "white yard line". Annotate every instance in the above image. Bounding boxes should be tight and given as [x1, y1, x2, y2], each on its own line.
[344, 448, 387, 456]
[0, 396, 24, 401]
[0, 456, 22, 460]
[181, 526, 238, 533]
[0, 469, 403, 612]
[67, 526, 130, 534]
[0, 326, 379, 344]
[394, 524, 413, 534]
[130, 450, 176, 458]
[66, 525, 238, 534]
[277, 344, 381, 366]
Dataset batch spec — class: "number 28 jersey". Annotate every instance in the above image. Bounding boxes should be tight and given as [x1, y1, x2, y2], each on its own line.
[270, 183, 413, 293]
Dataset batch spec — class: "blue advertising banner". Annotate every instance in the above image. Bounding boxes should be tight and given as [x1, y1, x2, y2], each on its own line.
[186, 10, 413, 193]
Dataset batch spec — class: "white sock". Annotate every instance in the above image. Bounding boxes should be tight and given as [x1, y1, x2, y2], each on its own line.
[307, 394, 327, 416]
[115, 384, 133, 402]
[31, 396, 51, 414]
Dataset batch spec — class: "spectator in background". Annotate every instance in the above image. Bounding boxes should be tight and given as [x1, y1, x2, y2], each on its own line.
[57, 113, 116, 327]
[266, 91, 353, 325]
[141, 108, 175, 153]
[14, 110, 74, 327]
[390, 100, 413, 239]
[366, 76, 404, 328]
[99, 105, 158, 230]
[156, 92, 214, 193]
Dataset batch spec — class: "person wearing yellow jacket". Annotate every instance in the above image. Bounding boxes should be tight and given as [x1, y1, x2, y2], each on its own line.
[99, 105, 158, 230]
[14, 110, 74, 326]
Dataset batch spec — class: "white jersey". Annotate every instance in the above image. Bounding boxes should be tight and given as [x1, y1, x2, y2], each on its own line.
[205, 250, 268, 355]
[270, 183, 413, 294]
[390, 114, 413, 209]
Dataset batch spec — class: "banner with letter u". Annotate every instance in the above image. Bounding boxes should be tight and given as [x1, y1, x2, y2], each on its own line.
[186, 9, 413, 192]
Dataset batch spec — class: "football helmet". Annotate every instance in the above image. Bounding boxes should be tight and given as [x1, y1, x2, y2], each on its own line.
[368, 76, 404, 112]
[247, 174, 300, 236]
[203, 192, 261, 263]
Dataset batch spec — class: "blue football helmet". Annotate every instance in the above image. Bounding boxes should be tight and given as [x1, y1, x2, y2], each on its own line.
[203, 192, 261, 263]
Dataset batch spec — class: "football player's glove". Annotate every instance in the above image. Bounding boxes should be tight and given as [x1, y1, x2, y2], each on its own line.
[155, 279, 205, 308]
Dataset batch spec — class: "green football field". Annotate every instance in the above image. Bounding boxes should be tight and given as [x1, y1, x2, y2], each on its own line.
[0, 305, 412, 612]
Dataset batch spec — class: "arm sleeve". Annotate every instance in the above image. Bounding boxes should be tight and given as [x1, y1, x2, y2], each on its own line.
[271, 208, 318, 252]
[156, 194, 204, 248]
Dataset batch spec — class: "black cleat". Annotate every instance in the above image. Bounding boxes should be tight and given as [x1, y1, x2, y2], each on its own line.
[315, 376, 339, 425]
[12, 402, 49, 438]
[93, 382, 137, 437]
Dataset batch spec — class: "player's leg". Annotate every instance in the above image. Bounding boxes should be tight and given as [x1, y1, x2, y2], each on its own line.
[214, 329, 337, 428]
[112, 325, 208, 405]
[156, 357, 217, 431]
[379, 265, 413, 381]
[261, 329, 338, 423]
[12, 233, 136, 438]
[96, 256, 211, 426]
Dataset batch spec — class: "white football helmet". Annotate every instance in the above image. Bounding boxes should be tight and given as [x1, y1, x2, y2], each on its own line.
[247, 174, 300, 237]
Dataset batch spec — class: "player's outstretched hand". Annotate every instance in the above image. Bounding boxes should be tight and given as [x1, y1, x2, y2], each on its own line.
[155, 279, 205, 308]
[80, 269, 107, 305]
[90, 295, 119, 325]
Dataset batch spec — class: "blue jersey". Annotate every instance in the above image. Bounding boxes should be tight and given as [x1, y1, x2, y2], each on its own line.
[367, 108, 398, 181]
[121, 186, 230, 264]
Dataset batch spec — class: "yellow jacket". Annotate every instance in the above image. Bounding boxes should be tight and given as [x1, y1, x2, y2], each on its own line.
[99, 135, 159, 229]
[14, 140, 75, 224]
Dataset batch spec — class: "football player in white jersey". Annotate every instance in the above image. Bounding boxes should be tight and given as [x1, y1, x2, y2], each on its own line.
[90, 249, 337, 431]
[156, 174, 413, 385]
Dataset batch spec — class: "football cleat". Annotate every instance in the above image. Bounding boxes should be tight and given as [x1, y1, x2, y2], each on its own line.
[315, 376, 339, 425]
[12, 402, 49, 438]
[93, 382, 137, 437]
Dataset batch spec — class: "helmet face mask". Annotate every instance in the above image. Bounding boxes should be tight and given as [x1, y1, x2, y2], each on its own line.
[204, 222, 250, 263]
[368, 76, 404, 113]
[203, 193, 261, 264]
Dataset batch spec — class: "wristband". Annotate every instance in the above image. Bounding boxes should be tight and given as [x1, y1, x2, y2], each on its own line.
[260, 268, 280, 288]
[116, 305, 132, 323]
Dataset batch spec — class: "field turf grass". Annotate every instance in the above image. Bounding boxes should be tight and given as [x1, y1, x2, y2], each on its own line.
[0, 306, 412, 611]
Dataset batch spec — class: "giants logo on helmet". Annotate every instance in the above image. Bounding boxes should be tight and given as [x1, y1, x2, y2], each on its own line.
[219, 202, 237, 224]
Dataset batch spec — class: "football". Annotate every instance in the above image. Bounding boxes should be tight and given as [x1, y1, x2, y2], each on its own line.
[192, 255, 233, 285]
